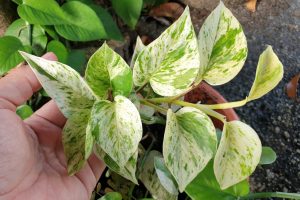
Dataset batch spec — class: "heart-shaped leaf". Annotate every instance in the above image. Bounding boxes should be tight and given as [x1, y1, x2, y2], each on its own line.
[248, 46, 284, 101]
[62, 109, 94, 175]
[0, 36, 26, 75]
[154, 156, 178, 195]
[130, 36, 145, 68]
[19, 52, 95, 118]
[94, 144, 138, 184]
[133, 7, 200, 97]
[214, 121, 262, 189]
[259, 146, 277, 165]
[54, 1, 106, 41]
[18, 0, 66, 25]
[87, 95, 142, 166]
[185, 161, 249, 200]
[196, 2, 247, 85]
[5, 18, 31, 46]
[163, 107, 217, 192]
[85, 43, 133, 98]
[139, 151, 177, 200]
[98, 192, 122, 200]
[111, 0, 143, 28]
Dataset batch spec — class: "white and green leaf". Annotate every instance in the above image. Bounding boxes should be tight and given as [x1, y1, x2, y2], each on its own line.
[163, 107, 217, 192]
[139, 151, 177, 200]
[196, 2, 247, 85]
[133, 7, 200, 96]
[87, 95, 142, 166]
[154, 156, 178, 195]
[62, 109, 94, 175]
[94, 144, 138, 184]
[248, 46, 283, 101]
[19, 52, 95, 118]
[214, 121, 262, 189]
[130, 36, 146, 68]
[85, 43, 133, 98]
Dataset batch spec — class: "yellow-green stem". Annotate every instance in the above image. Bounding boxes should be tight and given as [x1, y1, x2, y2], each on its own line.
[203, 98, 248, 109]
[140, 99, 167, 114]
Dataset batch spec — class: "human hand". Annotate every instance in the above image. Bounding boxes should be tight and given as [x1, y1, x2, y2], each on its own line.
[0, 53, 105, 200]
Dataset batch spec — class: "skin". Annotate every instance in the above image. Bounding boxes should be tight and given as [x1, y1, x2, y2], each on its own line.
[0, 53, 106, 200]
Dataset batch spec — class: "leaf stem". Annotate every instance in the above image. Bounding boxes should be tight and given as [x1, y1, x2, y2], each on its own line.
[239, 192, 300, 199]
[140, 99, 168, 114]
[202, 98, 248, 109]
[136, 83, 148, 93]
[148, 98, 226, 123]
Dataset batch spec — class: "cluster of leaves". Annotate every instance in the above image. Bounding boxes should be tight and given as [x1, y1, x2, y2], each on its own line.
[19, 2, 285, 200]
[0, 0, 169, 77]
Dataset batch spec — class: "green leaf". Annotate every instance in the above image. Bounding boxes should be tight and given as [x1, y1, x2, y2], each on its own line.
[143, 0, 168, 7]
[94, 144, 138, 184]
[85, 43, 133, 98]
[16, 104, 33, 119]
[111, 0, 143, 28]
[133, 7, 200, 96]
[66, 49, 86, 73]
[185, 161, 249, 200]
[54, 1, 107, 41]
[139, 151, 177, 200]
[87, 95, 142, 166]
[18, 0, 66, 25]
[196, 2, 247, 85]
[214, 121, 262, 189]
[5, 18, 31, 46]
[130, 36, 145, 68]
[47, 40, 68, 63]
[163, 107, 217, 192]
[62, 109, 94, 175]
[259, 146, 277, 165]
[0, 36, 25, 75]
[154, 156, 178, 195]
[98, 192, 122, 200]
[31, 25, 48, 56]
[19, 52, 95, 118]
[43, 25, 60, 40]
[89, 4, 123, 41]
[248, 46, 283, 101]
[12, 0, 22, 5]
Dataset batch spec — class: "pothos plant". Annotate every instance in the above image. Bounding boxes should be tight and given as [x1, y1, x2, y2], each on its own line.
[19, 2, 300, 200]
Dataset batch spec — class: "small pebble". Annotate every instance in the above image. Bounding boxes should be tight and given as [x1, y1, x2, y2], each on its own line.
[275, 127, 280, 134]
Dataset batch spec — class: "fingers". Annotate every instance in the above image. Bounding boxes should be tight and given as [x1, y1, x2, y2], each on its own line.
[0, 52, 57, 111]
[28, 100, 67, 128]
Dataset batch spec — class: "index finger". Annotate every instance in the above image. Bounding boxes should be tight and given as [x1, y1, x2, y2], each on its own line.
[0, 53, 57, 111]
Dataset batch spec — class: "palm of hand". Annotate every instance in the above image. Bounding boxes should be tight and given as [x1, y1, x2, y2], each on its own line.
[0, 53, 105, 200]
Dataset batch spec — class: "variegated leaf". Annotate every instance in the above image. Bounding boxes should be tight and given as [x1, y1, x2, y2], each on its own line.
[94, 144, 138, 184]
[214, 121, 262, 189]
[154, 156, 178, 195]
[196, 2, 247, 85]
[133, 7, 200, 96]
[85, 42, 133, 98]
[87, 95, 142, 166]
[139, 151, 177, 200]
[19, 51, 95, 118]
[248, 46, 283, 101]
[130, 36, 146, 68]
[62, 109, 94, 175]
[163, 107, 217, 192]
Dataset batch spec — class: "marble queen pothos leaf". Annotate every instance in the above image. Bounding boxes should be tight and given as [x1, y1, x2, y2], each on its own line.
[87, 95, 142, 166]
[214, 121, 262, 189]
[196, 2, 247, 85]
[85, 42, 133, 99]
[163, 107, 217, 192]
[133, 7, 200, 97]
[130, 36, 146, 68]
[139, 150, 177, 200]
[19, 52, 95, 118]
[94, 144, 138, 184]
[62, 109, 94, 175]
[248, 46, 283, 101]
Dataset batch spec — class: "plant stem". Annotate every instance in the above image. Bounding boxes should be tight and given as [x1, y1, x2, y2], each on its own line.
[148, 98, 226, 123]
[136, 83, 148, 93]
[239, 192, 300, 199]
[203, 98, 248, 110]
[140, 99, 168, 114]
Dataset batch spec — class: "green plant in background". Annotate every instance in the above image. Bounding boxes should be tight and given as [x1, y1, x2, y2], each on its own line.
[16, 1, 300, 200]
